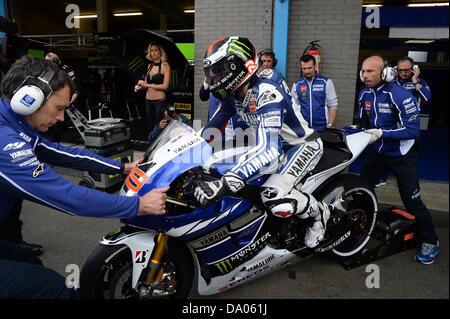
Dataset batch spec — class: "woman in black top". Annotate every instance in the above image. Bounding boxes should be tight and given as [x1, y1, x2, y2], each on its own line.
[135, 42, 171, 131]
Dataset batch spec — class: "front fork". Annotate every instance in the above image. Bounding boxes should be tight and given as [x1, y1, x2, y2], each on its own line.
[145, 233, 168, 284]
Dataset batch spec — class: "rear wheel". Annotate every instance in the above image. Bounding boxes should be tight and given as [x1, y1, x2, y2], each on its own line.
[79, 238, 194, 299]
[315, 174, 378, 257]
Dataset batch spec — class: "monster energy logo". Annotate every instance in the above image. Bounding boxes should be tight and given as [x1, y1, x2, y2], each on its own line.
[227, 39, 252, 60]
[128, 56, 144, 72]
[217, 88, 227, 98]
[215, 259, 233, 274]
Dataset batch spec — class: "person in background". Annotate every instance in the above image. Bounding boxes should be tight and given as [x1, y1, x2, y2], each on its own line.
[257, 49, 290, 95]
[148, 105, 193, 144]
[199, 76, 210, 102]
[358, 55, 439, 265]
[257, 48, 277, 74]
[135, 42, 171, 133]
[291, 54, 338, 131]
[394, 56, 431, 105]
[44, 51, 80, 143]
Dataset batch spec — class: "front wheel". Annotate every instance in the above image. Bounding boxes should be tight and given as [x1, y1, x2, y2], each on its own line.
[79, 238, 194, 299]
[315, 174, 378, 257]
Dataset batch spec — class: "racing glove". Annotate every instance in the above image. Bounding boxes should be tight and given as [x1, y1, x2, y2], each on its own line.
[365, 128, 383, 144]
[194, 172, 245, 207]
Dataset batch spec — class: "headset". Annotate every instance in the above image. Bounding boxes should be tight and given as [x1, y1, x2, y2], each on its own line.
[10, 67, 58, 116]
[258, 49, 277, 67]
[395, 56, 418, 74]
[360, 55, 395, 83]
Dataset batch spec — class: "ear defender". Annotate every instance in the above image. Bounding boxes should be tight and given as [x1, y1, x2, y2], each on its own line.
[10, 85, 45, 116]
[359, 64, 395, 83]
[10, 66, 58, 116]
[381, 66, 395, 82]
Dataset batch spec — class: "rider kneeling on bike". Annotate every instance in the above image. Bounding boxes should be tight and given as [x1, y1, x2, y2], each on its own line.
[194, 37, 344, 248]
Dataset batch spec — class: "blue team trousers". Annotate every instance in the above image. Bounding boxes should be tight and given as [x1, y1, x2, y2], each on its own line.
[360, 146, 439, 245]
[0, 239, 77, 299]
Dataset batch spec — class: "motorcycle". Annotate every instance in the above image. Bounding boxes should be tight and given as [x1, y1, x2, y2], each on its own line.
[79, 120, 378, 299]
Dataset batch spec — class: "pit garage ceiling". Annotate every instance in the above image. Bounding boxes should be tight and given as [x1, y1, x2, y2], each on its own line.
[11, 0, 195, 35]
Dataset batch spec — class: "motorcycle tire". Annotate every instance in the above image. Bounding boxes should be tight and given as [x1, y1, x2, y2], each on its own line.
[79, 239, 194, 299]
[316, 173, 378, 258]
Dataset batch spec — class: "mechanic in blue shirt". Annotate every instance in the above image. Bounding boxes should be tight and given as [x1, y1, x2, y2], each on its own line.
[0, 55, 169, 298]
[357, 55, 439, 265]
[394, 56, 432, 106]
[291, 54, 338, 131]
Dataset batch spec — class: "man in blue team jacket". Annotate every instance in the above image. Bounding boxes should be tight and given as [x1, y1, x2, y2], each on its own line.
[291, 54, 338, 131]
[358, 55, 439, 265]
[394, 56, 432, 105]
[0, 55, 169, 298]
[376, 56, 432, 188]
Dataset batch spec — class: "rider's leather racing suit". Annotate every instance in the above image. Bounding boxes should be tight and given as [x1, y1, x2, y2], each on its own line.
[202, 77, 330, 247]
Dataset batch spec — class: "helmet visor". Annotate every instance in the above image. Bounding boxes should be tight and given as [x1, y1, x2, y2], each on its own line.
[204, 58, 233, 90]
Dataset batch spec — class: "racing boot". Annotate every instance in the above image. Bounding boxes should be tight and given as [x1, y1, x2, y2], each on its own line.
[304, 195, 347, 248]
[303, 194, 331, 248]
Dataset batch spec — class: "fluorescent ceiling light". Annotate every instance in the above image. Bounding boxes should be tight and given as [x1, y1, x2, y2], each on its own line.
[114, 12, 143, 17]
[362, 4, 383, 7]
[184, 9, 195, 13]
[407, 2, 449, 7]
[75, 14, 97, 19]
[405, 40, 435, 43]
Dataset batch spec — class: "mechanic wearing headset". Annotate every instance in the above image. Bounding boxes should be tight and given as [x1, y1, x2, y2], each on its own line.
[394, 56, 432, 105]
[357, 55, 439, 265]
[257, 48, 290, 95]
[0, 55, 168, 298]
[375, 56, 432, 189]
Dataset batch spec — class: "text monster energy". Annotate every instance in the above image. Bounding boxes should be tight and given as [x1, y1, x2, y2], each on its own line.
[227, 39, 252, 60]
[230, 233, 271, 262]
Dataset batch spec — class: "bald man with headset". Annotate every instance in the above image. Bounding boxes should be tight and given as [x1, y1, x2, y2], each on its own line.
[357, 55, 439, 265]
[0, 55, 168, 298]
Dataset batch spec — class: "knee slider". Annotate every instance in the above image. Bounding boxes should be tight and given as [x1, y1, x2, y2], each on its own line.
[261, 186, 310, 219]
[265, 198, 298, 218]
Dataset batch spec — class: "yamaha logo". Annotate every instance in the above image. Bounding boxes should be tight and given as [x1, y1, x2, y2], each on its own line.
[20, 94, 36, 107]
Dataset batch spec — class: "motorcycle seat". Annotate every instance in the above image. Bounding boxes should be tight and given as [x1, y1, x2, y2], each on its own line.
[308, 128, 353, 176]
